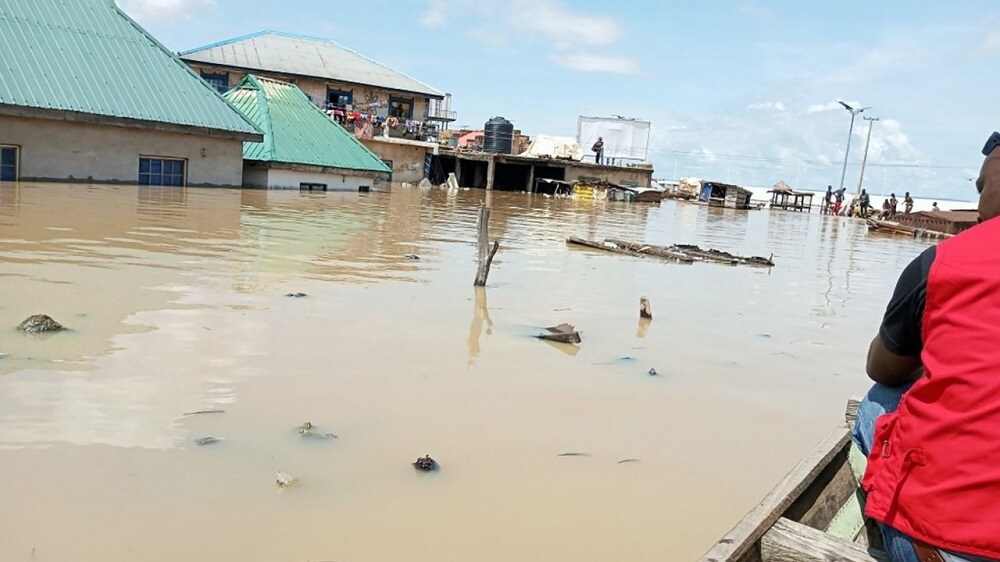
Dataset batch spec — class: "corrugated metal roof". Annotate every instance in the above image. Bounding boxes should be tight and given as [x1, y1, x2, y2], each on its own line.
[0, 0, 261, 137]
[181, 31, 444, 98]
[224, 75, 390, 174]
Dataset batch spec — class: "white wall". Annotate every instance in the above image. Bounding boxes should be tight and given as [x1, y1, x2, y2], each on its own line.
[265, 167, 376, 191]
[0, 115, 245, 186]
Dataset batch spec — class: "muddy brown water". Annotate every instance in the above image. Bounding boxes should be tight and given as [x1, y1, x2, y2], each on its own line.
[0, 183, 930, 561]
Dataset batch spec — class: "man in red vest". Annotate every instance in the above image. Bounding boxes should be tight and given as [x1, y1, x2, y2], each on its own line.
[853, 132, 1000, 562]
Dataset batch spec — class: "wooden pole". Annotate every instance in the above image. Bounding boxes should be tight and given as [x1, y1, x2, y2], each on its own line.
[474, 204, 499, 286]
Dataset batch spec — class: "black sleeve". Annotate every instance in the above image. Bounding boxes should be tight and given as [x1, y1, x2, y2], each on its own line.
[878, 246, 935, 357]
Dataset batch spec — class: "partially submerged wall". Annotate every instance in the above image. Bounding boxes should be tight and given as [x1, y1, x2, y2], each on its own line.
[0, 115, 244, 186]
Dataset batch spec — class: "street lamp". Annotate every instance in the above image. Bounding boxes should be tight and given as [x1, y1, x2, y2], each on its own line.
[856, 116, 879, 195]
[837, 101, 870, 193]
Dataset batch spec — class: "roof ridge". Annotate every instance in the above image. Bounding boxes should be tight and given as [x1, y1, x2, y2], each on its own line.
[181, 30, 444, 97]
[113, 4, 263, 135]
[245, 75, 276, 160]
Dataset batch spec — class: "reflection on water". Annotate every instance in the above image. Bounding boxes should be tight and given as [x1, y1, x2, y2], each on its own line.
[0, 183, 929, 561]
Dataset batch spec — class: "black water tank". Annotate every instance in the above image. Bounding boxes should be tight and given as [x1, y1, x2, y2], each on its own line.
[483, 116, 514, 154]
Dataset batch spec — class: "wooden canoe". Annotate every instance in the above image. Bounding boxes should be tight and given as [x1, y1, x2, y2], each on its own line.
[866, 218, 952, 240]
[698, 400, 889, 562]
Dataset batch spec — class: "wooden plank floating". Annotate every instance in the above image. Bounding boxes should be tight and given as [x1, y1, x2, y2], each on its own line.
[761, 518, 888, 562]
[566, 236, 774, 267]
[536, 323, 582, 344]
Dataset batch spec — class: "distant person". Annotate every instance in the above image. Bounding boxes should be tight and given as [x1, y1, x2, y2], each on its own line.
[879, 199, 893, 220]
[824, 185, 834, 215]
[889, 193, 899, 216]
[860, 189, 871, 217]
[932, 202, 941, 212]
[833, 187, 846, 215]
[904, 192, 914, 214]
[852, 131, 1000, 562]
[592, 137, 605, 165]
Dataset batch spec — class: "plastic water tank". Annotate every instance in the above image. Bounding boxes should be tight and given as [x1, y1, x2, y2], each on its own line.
[483, 116, 514, 154]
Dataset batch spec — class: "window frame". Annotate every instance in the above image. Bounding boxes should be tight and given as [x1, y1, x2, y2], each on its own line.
[0, 145, 19, 182]
[200, 72, 230, 94]
[138, 156, 187, 187]
[389, 96, 414, 119]
[300, 182, 328, 191]
[326, 88, 354, 109]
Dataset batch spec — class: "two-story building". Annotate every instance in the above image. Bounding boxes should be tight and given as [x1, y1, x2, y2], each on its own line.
[0, 0, 262, 186]
[180, 31, 453, 184]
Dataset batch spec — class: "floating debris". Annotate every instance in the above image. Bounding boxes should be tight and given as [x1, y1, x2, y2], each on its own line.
[183, 409, 225, 416]
[298, 421, 338, 440]
[648, 368, 659, 376]
[276, 471, 298, 488]
[285, 292, 308, 298]
[404, 254, 420, 260]
[567, 236, 774, 267]
[194, 436, 222, 446]
[639, 296, 653, 319]
[413, 455, 439, 472]
[557, 452, 591, 457]
[617, 458, 641, 464]
[17, 314, 65, 333]
[536, 323, 582, 344]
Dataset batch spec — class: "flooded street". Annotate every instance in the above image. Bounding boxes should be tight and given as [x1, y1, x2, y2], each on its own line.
[0, 183, 930, 562]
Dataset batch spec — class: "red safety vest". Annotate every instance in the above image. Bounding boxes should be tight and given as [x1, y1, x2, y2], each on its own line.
[863, 217, 1000, 558]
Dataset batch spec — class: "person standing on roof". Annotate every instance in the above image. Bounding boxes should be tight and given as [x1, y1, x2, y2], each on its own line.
[824, 185, 834, 215]
[852, 131, 1000, 562]
[592, 137, 605, 165]
[932, 202, 941, 212]
[904, 192, 914, 214]
[860, 189, 871, 217]
[889, 193, 899, 216]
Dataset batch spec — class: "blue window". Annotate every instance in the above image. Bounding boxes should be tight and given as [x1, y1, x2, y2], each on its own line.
[0, 146, 17, 181]
[138, 157, 185, 186]
[201, 72, 229, 94]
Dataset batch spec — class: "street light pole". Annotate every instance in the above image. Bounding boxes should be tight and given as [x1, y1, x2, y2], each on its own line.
[856, 116, 879, 195]
[837, 101, 868, 193]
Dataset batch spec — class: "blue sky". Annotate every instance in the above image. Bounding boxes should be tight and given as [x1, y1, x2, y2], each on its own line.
[123, 0, 999, 199]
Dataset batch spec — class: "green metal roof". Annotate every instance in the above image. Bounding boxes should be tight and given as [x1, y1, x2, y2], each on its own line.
[224, 75, 391, 174]
[0, 0, 261, 138]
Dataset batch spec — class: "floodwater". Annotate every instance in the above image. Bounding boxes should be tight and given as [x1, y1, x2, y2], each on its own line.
[0, 183, 930, 562]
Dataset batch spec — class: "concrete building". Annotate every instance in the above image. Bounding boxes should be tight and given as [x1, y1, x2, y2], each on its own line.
[223, 75, 390, 190]
[0, 0, 262, 186]
[180, 31, 452, 183]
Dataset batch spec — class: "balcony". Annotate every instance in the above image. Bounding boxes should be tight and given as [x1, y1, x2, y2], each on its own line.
[426, 94, 457, 122]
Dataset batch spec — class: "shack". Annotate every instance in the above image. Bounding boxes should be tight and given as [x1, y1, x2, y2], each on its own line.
[768, 181, 814, 212]
[0, 0, 262, 186]
[700, 181, 753, 209]
[224, 75, 390, 190]
[892, 210, 979, 235]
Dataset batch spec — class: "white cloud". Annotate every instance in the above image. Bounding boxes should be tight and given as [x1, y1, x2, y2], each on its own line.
[982, 31, 1000, 55]
[549, 54, 639, 74]
[118, 0, 215, 21]
[807, 100, 863, 114]
[513, 0, 621, 49]
[418, 0, 637, 72]
[418, 0, 455, 27]
[748, 101, 785, 111]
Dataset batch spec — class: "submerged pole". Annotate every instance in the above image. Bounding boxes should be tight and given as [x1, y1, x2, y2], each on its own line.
[474, 204, 499, 287]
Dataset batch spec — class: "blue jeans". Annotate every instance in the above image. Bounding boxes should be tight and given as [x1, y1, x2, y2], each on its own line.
[852, 384, 994, 562]
[852, 382, 921, 562]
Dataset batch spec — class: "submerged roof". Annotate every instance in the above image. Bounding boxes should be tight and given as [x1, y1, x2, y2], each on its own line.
[181, 31, 444, 98]
[0, 0, 261, 137]
[223, 75, 390, 174]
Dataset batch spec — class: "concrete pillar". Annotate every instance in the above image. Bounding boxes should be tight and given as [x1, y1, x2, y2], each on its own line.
[527, 165, 535, 193]
[455, 158, 463, 187]
[486, 156, 495, 191]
